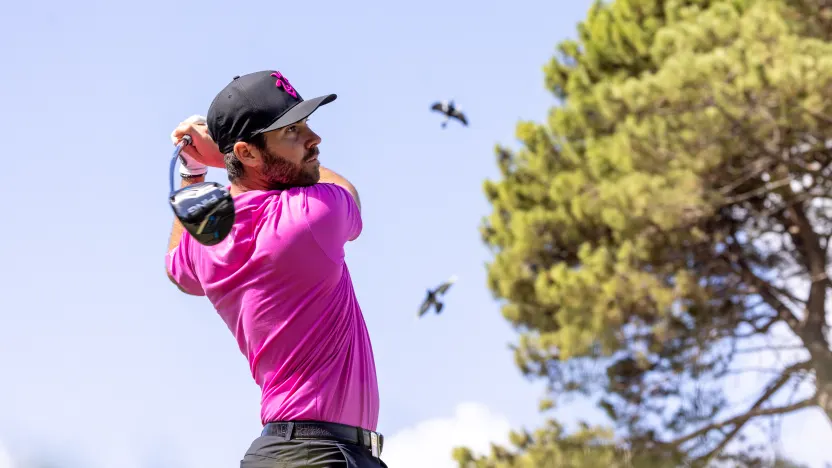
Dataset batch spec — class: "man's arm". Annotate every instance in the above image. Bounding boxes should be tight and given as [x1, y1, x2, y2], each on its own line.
[319, 166, 360, 212]
[303, 167, 363, 262]
[166, 174, 205, 295]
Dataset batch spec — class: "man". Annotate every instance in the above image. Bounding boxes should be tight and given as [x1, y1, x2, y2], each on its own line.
[166, 70, 385, 468]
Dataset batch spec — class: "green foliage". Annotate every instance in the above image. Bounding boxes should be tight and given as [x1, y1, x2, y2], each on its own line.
[452, 419, 684, 468]
[470, 0, 832, 466]
[771, 456, 811, 468]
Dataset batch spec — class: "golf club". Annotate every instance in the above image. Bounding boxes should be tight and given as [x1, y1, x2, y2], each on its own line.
[169, 135, 235, 246]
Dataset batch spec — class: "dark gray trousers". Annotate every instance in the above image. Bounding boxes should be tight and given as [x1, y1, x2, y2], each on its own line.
[240, 436, 389, 467]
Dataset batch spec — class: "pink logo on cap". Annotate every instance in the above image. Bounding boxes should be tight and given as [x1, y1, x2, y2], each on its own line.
[271, 71, 298, 99]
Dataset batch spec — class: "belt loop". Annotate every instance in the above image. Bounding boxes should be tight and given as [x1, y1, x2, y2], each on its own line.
[370, 431, 380, 458]
[283, 422, 294, 441]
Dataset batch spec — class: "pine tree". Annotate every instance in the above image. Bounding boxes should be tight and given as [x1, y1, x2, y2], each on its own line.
[461, 0, 832, 465]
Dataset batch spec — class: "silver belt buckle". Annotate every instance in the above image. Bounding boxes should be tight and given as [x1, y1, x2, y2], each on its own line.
[370, 431, 379, 457]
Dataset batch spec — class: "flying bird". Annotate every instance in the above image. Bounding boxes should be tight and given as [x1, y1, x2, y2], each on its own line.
[430, 100, 468, 128]
[417, 274, 458, 318]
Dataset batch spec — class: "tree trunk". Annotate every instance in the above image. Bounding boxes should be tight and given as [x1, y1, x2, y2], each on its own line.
[811, 348, 832, 423]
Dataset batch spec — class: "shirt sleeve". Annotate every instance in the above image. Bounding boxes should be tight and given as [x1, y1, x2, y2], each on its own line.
[303, 183, 363, 263]
[165, 231, 206, 296]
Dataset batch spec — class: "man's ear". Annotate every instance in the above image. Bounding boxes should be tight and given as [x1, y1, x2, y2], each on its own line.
[232, 141, 260, 168]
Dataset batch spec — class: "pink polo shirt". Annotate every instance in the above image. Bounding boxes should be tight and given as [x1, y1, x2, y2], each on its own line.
[166, 183, 379, 431]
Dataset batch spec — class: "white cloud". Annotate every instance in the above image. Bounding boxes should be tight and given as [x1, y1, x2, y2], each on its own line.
[381, 402, 512, 468]
[0, 441, 13, 468]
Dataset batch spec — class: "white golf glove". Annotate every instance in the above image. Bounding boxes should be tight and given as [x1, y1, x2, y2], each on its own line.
[171, 114, 209, 176]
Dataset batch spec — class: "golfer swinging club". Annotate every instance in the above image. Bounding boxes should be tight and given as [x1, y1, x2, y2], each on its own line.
[166, 70, 385, 468]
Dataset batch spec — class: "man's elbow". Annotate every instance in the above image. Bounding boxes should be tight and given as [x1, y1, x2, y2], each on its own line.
[167, 272, 188, 294]
[166, 271, 201, 296]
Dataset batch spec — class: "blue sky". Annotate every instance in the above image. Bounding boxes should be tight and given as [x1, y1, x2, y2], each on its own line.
[0, 1, 828, 467]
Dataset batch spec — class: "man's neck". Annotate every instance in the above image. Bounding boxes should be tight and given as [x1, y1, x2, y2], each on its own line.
[229, 170, 271, 196]
[229, 181, 255, 197]
[229, 177, 294, 197]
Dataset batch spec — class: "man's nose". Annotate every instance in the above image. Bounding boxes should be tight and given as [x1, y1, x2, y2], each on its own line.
[305, 129, 322, 148]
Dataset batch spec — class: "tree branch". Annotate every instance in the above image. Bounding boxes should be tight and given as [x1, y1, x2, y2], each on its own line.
[721, 177, 793, 205]
[733, 314, 780, 339]
[723, 367, 793, 377]
[693, 361, 812, 463]
[784, 199, 830, 346]
[664, 364, 815, 451]
[727, 252, 803, 331]
[732, 344, 805, 355]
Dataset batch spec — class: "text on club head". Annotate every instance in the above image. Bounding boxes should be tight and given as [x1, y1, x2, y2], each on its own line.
[186, 194, 220, 214]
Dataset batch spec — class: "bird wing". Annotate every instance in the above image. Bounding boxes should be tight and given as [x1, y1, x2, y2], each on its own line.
[418, 297, 432, 317]
[435, 274, 458, 295]
[418, 289, 438, 316]
[430, 102, 443, 112]
[452, 110, 468, 125]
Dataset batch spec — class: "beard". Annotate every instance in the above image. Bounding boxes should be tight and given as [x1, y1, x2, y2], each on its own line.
[262, 146, 320, 190]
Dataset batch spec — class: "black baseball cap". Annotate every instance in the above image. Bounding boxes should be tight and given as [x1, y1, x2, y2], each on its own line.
[206, 70, 337, 154]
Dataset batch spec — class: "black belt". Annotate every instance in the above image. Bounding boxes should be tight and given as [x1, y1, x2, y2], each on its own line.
[262, 420, 383, 457]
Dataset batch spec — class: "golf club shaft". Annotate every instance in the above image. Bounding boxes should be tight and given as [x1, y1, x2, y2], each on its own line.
[169, 134, 193, 195]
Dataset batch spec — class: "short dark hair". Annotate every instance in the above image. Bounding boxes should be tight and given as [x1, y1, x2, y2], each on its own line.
[225, 133, 268, 183]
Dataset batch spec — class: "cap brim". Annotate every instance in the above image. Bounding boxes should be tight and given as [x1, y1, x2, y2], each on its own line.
[261, 94, 337, 133]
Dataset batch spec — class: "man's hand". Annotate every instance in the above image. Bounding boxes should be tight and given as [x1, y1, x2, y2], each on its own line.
[170, 115, 226, 170]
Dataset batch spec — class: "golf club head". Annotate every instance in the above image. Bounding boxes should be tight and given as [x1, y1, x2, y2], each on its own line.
[170, 182, 235, 246]
[168, 132, 235, 246]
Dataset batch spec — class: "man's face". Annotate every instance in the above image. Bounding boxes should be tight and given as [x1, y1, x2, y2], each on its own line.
[255, 118, 322, 189]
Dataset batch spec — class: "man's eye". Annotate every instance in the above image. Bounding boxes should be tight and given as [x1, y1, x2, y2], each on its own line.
[287, 126, 297, 132]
